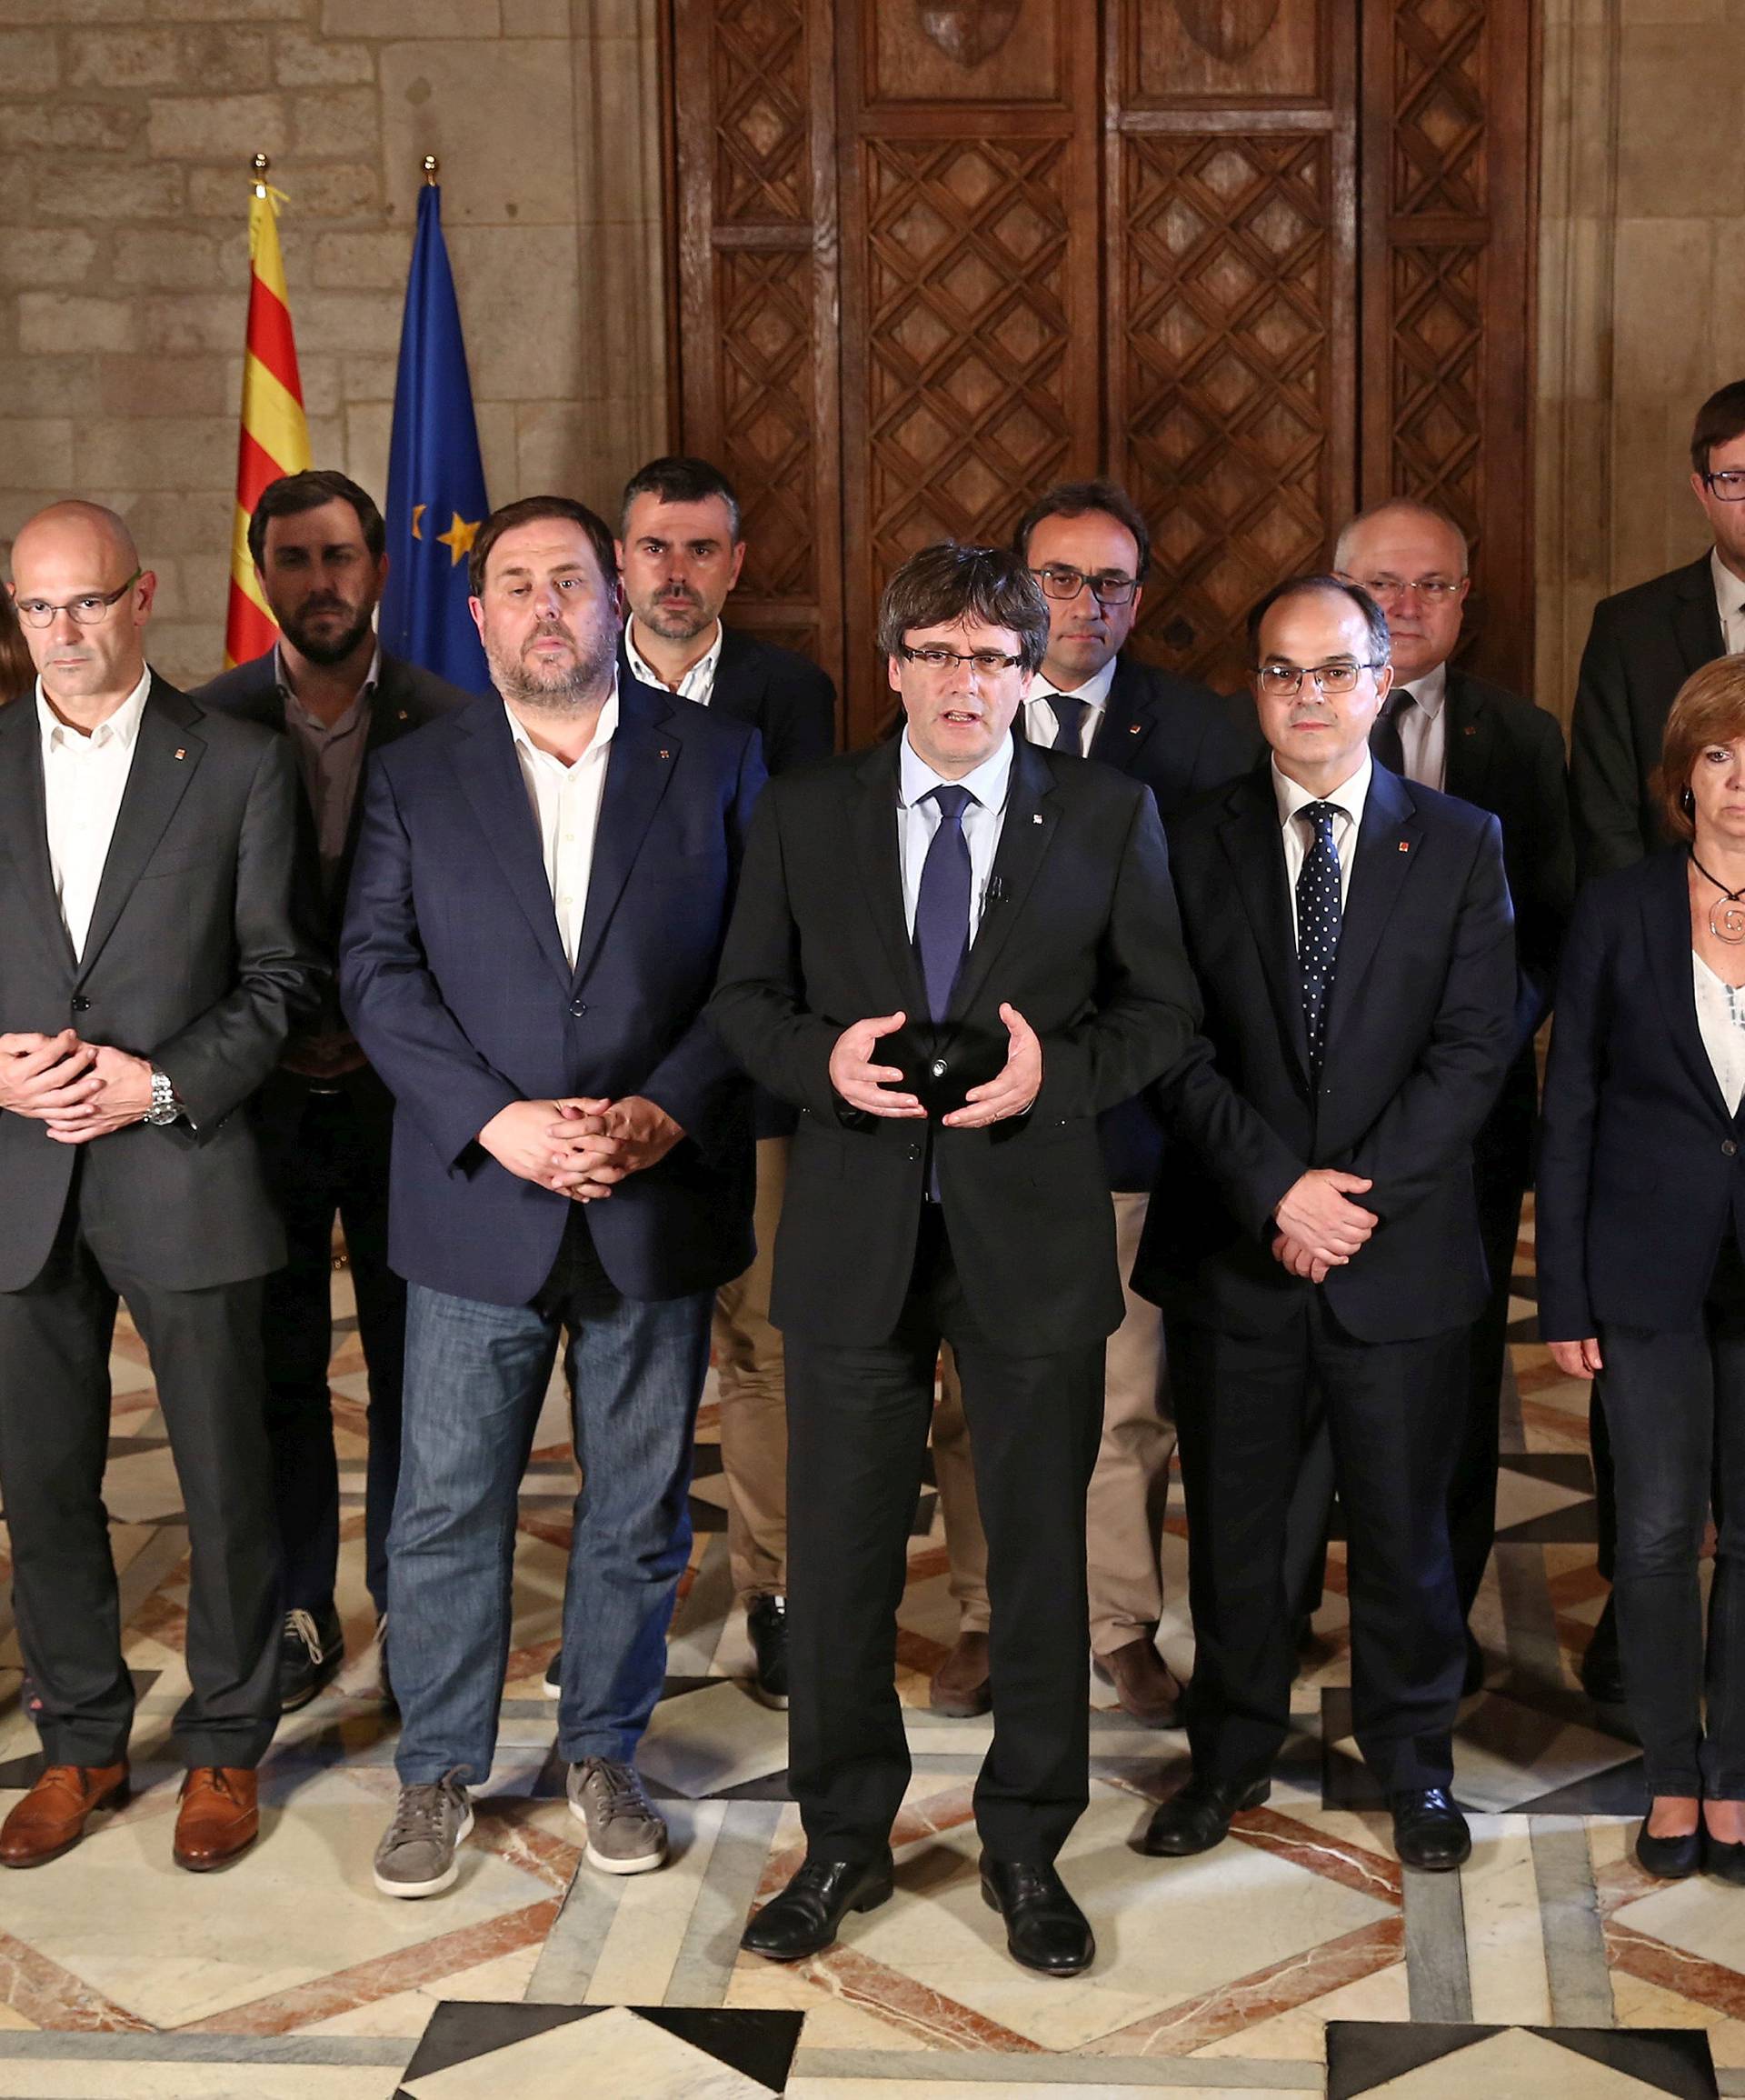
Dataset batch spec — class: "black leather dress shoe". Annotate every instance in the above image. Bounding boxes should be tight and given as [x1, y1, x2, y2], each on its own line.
[740, 1851, 894, 1960]
[979, 1856, 1094, 1976]
[1633, 1818, 1701, 1879]
[1580, 1595, 1626, 1705]
[1140, 1774, 1271, 1857]
[1390, 1789, 1471, 1872]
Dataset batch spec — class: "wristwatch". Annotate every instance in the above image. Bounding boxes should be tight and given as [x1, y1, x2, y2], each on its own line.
[144, 1066, 180, 1127]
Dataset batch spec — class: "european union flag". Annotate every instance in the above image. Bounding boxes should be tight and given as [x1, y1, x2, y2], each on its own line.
[382, 180, 491, 694]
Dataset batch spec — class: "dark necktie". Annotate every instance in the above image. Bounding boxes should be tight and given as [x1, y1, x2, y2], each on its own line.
[1296, 801, 1343, 1077]
[1371, 690, 1413, 776]
[913, 784, 975, 1022]
[1043, 693, 1087, 754]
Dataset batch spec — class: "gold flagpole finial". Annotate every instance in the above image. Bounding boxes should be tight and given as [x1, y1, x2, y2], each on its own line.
[251, 150, 271, 199]
[422, 155, 440, 185]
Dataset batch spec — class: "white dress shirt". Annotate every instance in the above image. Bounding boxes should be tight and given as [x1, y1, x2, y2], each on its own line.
[1694, 951, 1745, 1115]
[505, 685, 618, 972]
[1713, 548, 1745, 658]
[1272, 750, 1371, 946]
[1391, 659, 1449, 791]
[37, 667, 152, 962]
[1022, 655, 1117, 758]
[624, 618, 725, 705]
[896, 730, 1014, 944]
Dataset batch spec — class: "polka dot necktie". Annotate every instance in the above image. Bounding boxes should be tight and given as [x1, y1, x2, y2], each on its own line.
[1297, 801, 1343, 1077]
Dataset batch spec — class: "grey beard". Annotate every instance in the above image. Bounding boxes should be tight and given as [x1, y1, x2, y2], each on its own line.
[493, 632, 615, 709]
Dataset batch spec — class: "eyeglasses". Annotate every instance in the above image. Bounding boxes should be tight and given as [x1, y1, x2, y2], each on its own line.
[1255, 660, 1384, 697]
[1703, 470, 1745, 503]
[12, 570, 144, 629]
[1031, 564, 1141, 606]
[1348, 574, 1464, 602]
[898, 644, 1027, 675]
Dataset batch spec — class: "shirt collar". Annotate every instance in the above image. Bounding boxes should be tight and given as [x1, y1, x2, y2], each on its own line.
[504, 675, 619, 765]
[898, 726, 1015, 813]
[624, 617, 724, 694]
[275, 642, 381, 728]
[36, 664, 152, 754]
[1399, 659, 1449, 716]
[1271, 747, 1372, 832]
[1713, 547, 1745, 625]
[1031, 655, 1118, 709]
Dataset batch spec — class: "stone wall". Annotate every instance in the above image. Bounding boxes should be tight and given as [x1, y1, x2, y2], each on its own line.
[1536, 0, 1745, 723]
[0, 0, 666, 687]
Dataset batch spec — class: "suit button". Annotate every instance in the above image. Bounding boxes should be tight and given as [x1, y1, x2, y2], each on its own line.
[1726, 1140, 1739, 1158]
[905, 1144, 922, 1163]
[931, 1058, 946, 1077]
[70, 995, 90, 1013]
[568, 998, 587, 1018]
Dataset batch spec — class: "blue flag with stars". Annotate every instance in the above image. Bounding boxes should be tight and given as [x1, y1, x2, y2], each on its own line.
[382, 181, 491, 694]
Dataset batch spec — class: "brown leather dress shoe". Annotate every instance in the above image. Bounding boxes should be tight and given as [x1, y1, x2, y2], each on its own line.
[173, 1767, 260, 1872]
[929, 1630, 992, 1716]
[1094, 1637, 1185, 1728]
[0, 1763, 129, 1868]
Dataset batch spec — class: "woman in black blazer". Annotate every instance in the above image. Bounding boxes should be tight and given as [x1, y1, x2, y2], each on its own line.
[1540, 655, 1745, 1881]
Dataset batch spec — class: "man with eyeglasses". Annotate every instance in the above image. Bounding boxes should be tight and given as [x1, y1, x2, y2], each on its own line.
[1274, 500, 1573, 1695]
[712, 543, 1200, 1975]
[1132, 575, 1515, 1875]
[929, 477, 1257, 1729]
[0, 501, 322, 1874]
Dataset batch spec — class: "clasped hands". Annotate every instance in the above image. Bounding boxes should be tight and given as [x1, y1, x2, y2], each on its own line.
[828, 1005, 1041, 1128]
[0, 1029, 155, 1145]
[1271, 1167, 1379, 1283]
[478, 1093, 684, 1201]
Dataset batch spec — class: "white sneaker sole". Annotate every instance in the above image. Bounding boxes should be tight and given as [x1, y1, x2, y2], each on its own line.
[567, 1797, 667, 1875]
[543, 1671, 562, 1702]
[374, 1805, 474, 1898]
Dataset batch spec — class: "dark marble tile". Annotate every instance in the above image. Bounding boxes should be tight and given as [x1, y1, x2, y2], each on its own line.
[1327, 2020, 1717, 2099]
[397, 1999, 803, 2093]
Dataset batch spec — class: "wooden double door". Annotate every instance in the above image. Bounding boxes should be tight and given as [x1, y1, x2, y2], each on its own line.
[670, 0, 1537, 744]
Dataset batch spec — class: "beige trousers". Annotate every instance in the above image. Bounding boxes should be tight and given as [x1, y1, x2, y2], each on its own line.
[932, 1189, 1174, 1655]
[712, 1135, 790, 1604]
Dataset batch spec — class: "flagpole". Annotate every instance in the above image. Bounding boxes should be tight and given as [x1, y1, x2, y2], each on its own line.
[423, 155, 439, 185]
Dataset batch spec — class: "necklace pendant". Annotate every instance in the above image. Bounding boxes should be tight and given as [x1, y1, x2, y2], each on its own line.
[1711, 898, 1745, 945]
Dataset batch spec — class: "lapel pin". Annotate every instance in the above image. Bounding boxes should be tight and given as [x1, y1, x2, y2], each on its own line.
[1398, 840, 1411, 853]
[1128, 723, 1141, 735]
[1032, 812, 1043, 825]
[659, 747, 671, 759]
[174, 747, 186, 760]
[1462, 724, 1476, 736]
[397, 709, 408, 722]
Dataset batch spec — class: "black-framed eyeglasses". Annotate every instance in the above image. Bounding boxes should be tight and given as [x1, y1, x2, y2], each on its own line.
[12, 569, 144, 629]
[1255, 660, 1384, 697]
[1704, 469, 1745, 504]
[1030, 563, 1141, 606]
[1347, 574, 1464, 601]
[898, 644, 1027, 675]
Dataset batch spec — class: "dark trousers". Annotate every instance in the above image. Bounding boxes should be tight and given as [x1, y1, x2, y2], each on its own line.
[258, 1074, 404, 1616]
[0, 1180, 281, 1769]
[1172, 1300, 1468, 1793]
[1597, 1241, 1745, 1799]
[785, 1205, 1103, 1865]
[1283, 1146, 1524, 1627]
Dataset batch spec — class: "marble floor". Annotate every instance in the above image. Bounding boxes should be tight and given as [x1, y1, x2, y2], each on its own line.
[0, 1213, 1740, 2099]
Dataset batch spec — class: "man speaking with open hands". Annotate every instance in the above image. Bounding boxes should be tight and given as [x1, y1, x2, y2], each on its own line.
[340, 495, 763, 1900]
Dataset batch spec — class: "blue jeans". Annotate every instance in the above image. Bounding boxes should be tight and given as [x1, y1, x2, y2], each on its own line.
[389, 1231, 712, 1785]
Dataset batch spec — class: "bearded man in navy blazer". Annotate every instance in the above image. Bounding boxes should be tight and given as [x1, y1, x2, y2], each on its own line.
[340, 496, 763, 1901]
[1134, 575, 1516, 1875]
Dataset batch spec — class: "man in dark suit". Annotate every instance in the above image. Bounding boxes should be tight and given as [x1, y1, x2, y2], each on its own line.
[190, 469, 468, 1712]
[0, 501, 321, 1873]
[1281, 499, 1572, 1683]
[712, 544, 1201, 1975]
[1135, 575, 1516, 1874]
[930, 477, 1260, 1727]
[341, 496, 763, 1901]
[609, 455, 836, 1710]
[1566, 378, 1745, 1699]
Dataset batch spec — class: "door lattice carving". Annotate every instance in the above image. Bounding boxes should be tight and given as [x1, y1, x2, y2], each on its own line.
[1392, 0, 1487, 216]
[719, 249, 819, 600]
[713, 0, 811, 222]
[1391, 243, 1482, 527]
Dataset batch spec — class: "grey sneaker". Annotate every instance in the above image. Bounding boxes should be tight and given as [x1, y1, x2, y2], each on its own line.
[567, 1757, 666, 1875]
[372, 1772, 474, 1898]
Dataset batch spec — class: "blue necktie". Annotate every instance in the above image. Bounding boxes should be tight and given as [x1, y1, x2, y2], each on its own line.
[1297, 802, 1343, 1078]
[914, 784, 975, 1022]
[1044, 694, 1087, 753]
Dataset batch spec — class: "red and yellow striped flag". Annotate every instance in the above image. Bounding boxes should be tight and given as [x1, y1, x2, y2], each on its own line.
[224, 167, 311, 667]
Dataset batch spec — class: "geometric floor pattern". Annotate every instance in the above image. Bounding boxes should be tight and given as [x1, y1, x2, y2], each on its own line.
[2, 1203, 1744, 2096]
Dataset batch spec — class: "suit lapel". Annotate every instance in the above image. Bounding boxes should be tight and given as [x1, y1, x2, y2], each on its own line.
[1674, 555, 1727, 676]
[1645, 849, 1732, 1121]
[1321, 763, 1421, 1058]
[75, 681, 204, 983]
[1441, 669, 1494, 805]
[0, 698, 75, 976]
[1218, 767, 1309, 1079]
[946, 736, 1057, 1024]
[1090, 658, 1153, 769]
[849, 740, 924, 1010]
[568, 686, 683, 991]
[452, 699, 573, 992]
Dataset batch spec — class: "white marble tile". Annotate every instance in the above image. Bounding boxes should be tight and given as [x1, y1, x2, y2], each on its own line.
[585, 1799, 726, 2004]
[787, 2086, 1319, 2099]
[1325, 1694, 1633, 1814]
[637, 1678, 790, 1798]
[0, 2069, 403, 2099]
[1192, 1952, 1409, 2058]
[404, 2005, 773, 2099]
[1612, 1865, 1745, 1969]
[304, 1943, 545, 2037]
[107, 1348, 157, 1396]
[1461, 1816, 1553, 2025]
[1361, 2025, 1673, 2096]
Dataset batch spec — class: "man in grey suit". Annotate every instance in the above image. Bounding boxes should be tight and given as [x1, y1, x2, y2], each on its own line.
[0, 501, 321, 1874]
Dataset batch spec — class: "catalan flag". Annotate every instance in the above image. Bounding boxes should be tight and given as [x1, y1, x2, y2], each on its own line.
[224, 166, 311, 668]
